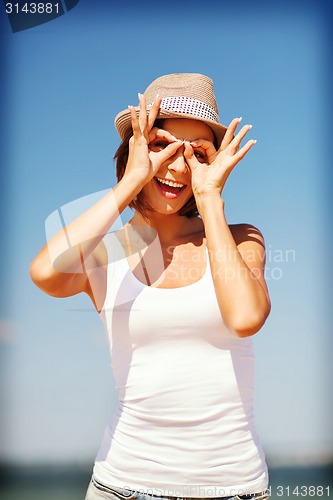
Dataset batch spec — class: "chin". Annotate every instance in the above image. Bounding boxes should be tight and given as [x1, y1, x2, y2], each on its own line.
[140, 189, 193, 218]
[150, 205, 185, 216]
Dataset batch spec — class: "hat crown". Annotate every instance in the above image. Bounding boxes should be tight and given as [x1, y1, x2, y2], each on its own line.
[144, 73, 219, 117]
[114, 72, 227, 145]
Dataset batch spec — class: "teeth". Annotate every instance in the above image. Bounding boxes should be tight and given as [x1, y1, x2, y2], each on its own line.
[156, 177, 184, 188]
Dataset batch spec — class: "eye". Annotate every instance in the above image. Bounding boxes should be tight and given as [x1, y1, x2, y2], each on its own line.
[194, 149, 207, 163]
[149, 140, 170, 152]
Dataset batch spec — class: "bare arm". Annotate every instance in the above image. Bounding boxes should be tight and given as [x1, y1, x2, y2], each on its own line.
[184, 118, 271, 337]
[30, 95, 182, 300]
[197, 195, 270, 337]
[29, 177, 142, 298]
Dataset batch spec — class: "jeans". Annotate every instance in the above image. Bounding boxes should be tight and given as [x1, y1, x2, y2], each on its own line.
[84, 476, 270, 500]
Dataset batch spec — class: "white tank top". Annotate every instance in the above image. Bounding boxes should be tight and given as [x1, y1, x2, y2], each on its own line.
[93, 232, 269, 497]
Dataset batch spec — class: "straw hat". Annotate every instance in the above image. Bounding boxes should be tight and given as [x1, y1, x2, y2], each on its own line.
[114, 73, 228, 146]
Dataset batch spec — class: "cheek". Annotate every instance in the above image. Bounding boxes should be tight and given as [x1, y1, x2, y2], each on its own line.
[139, 182, 153, 201]
[138, 178, 167, 205]
[184, 187, 194, 202]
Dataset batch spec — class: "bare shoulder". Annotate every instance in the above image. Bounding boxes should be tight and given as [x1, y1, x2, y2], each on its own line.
[228, 223, 270, 300]
[228, 223, 266, 248]
[228, 223, 267, 269]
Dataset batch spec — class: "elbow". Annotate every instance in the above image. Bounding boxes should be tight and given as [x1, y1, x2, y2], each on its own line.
[226, 301, 271, 338]
[30, 257, 41, 285]
[29, 256, 59, 293]
[232, 319, 266, 338]
[30, 258, 50, 289]
[29, 259, 63, 297]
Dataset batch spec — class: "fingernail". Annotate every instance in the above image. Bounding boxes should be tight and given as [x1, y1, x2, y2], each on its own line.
[253, 139, 257, 144]
[156, 93, 160, 98]
[238, 117, 243, 122]
[138, 92, 141, 99]
[248, 124, 253, 129]
[190, 141, 198, 146]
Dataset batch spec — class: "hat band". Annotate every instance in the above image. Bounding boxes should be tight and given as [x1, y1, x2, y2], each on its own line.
[147, 96, 220, 124]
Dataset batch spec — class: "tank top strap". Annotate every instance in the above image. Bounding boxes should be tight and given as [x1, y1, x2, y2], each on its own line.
[103, 232, 129, 274]
[99, 232, 132, 315]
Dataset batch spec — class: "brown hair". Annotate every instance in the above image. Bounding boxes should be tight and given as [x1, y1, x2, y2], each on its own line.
[113, 120, 199, 219]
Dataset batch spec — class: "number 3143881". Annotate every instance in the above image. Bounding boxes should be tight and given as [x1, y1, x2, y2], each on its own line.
[5, 3, 60, 14]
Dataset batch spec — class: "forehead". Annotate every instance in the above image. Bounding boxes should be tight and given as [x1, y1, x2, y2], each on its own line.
[161, 118, 215, 142]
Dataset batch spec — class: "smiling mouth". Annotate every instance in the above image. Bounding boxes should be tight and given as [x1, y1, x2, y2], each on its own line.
[155, 177, 187, 198]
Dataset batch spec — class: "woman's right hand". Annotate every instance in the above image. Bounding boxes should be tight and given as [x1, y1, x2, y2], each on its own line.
[124, 93, 182, 189]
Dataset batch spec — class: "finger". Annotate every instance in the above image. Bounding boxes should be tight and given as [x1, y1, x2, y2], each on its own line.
[183, 141, 200, 171]
[147, 95, 162, 130]
[150, 140, 183, 164]
[219, 117, 242, 152]
[138, 93, 148, 132]
[128, 105, 141, 140]
[189, 139, 217, 160]
[233, 139, 257, 162]
[227, 124, 253, 154]
[148, 127, 179, 144]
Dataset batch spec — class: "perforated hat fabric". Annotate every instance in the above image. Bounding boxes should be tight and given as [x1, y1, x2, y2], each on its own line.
[114, 73, 228, 146]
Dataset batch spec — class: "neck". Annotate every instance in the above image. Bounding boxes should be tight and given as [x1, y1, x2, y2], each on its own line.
[129, 210, 196, 245]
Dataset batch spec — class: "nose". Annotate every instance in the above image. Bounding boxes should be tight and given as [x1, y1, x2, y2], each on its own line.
[167, 144, 188, 173]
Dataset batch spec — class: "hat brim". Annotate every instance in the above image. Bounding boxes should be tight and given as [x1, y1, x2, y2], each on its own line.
[114, 107, 228, 147]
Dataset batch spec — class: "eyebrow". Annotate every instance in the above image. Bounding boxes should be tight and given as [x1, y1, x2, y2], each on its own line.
[158, 135, 213, 143]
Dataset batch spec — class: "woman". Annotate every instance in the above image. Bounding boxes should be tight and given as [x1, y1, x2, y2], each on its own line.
[30, 73, 271, 500]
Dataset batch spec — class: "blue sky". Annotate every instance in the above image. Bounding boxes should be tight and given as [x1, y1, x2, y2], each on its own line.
[0, 0, 332, 467]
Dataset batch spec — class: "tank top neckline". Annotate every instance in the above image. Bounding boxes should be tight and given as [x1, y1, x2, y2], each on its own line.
[124, 245, 209, 292]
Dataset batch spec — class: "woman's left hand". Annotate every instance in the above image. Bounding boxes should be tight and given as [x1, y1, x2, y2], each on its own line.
[184, 118, 256, 199]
